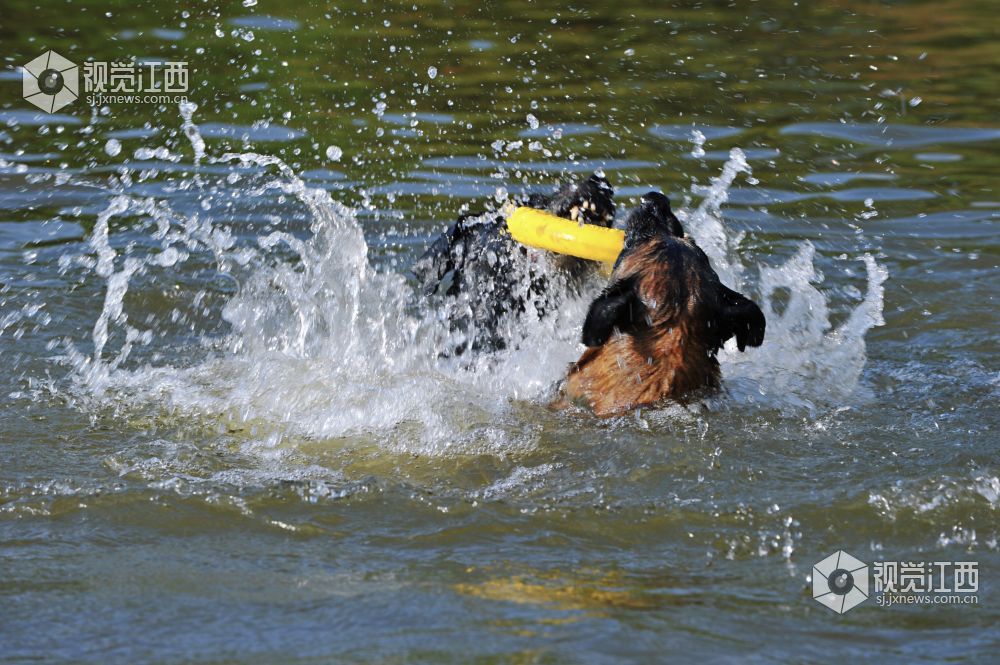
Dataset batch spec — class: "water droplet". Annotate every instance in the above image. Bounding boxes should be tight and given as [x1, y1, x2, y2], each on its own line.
[689, 128, 706, 158]
[242, 0, 257, 6]
[427, 66, 437, 80]
[526, 113, 539, 130]
[325, 145, 343, 161]
[104, 139, 121, 157]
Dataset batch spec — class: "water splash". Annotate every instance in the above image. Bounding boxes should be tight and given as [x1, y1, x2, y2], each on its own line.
[682, 147, 752, 286]
[722, 244, 887, 409]
[689, 128, 706, 159]
[681, 148, 887, 411]
[57, 109, 886, 456]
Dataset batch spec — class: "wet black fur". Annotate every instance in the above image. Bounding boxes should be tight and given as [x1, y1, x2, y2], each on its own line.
[412, 174, 615, 354]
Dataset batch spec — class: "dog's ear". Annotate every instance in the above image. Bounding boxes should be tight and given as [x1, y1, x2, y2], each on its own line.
[715, 285, 766, 351]
[582, 276, 646, 347]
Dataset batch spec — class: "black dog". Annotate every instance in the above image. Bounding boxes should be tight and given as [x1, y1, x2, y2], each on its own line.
[412, 174, 615, 354]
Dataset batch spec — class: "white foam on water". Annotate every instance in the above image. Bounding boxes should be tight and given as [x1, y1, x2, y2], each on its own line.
[680, 148, 887, 411]
[59, 108, 887, 457]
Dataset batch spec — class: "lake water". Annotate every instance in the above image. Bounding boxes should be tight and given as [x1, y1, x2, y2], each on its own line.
[1, 1, 997, 662]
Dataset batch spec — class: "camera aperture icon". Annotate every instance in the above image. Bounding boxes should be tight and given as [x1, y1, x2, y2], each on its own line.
[22, 51, 79, 113]
[812, 550, 869, 614]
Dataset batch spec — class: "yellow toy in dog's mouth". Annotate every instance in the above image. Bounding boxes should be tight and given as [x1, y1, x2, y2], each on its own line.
[506, 206, 625, 265]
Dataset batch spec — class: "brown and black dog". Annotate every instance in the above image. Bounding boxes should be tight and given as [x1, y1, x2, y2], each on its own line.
[557, 192, 765, 416]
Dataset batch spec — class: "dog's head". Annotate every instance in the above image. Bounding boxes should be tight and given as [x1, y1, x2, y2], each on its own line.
[582, 191, 765, 353]
[623, 192, 684, 248]
[543, 173, 616, 227]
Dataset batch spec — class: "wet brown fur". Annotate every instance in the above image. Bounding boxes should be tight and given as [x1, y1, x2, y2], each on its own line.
[558, 235, 754, 417]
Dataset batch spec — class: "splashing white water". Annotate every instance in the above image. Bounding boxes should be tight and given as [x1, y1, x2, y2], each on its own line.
[679, 148, 888, 410]
[60, 109, 886, 455]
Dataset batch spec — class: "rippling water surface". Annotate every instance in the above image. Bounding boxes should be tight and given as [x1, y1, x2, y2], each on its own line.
[0, 1, 997, 662]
